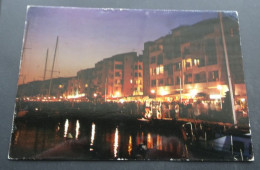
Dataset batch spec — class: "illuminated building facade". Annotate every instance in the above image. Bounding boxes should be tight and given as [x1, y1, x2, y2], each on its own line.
[143, 17, 245, 101]
[94, 52, 143, 99]
[77, 68, 97, 99]
[66, 77, 80, 98]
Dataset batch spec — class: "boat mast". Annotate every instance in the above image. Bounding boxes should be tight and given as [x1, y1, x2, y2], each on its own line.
[219, 12, 237, 125]
[43, 49, 49, 81]
[48, 36, 59, 96]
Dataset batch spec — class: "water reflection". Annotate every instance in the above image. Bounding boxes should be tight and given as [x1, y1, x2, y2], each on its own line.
[75, 120, 80, 139]
[114, 127, 119, 158]
[11, 119, 190, 160]
[90, 122, 95, 151]
[147, 133, 153, 149]
[128, 136, 132, 156]
[64, 119, 69, 138]
[156, 135, 162, 150]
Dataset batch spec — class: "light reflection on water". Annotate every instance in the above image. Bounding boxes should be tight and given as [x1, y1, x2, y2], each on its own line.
[114, 127, 119, 158]
[156, 135, 162, 150]
[147, 133, 153, 149]
[75, 120, 80, 139]
[11, 119, 188, 160]
[128, 136, 132, 156]
[64, 119, 69, 138]
[90, 122, 95, 151]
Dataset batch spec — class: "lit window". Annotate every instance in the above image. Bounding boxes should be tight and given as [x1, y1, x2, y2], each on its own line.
[194, 59, 200, 67]
[156, 65, 164, 75]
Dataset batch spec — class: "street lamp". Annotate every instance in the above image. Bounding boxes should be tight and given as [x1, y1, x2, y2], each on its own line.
[93, 93, 97, 97]
[151, 89, 155, 94]
[217, 85, 222, 109]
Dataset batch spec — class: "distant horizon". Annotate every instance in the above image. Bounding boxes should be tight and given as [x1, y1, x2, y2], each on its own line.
[18, 7, 237, 85]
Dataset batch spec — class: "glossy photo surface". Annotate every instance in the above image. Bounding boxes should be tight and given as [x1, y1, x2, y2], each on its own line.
[9, 7, 253, 161]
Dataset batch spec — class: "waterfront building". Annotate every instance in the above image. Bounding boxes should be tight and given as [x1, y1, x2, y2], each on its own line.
[94, 52, 143, 100]
[143, 16, 246, 103]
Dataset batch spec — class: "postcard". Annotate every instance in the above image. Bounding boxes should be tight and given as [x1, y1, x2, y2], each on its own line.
[9, 6, 254, 161]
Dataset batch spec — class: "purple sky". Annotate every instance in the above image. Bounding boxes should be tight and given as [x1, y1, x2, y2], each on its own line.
[19, 7, 235, 84]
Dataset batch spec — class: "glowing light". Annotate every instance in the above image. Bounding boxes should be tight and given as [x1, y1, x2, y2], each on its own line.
[58, 84, 64, 88]
[53, 97, 56, 99]
[67, 93, 86, 99]
[147, 133, 153, 149]
[60, 96, 63, 99]
[93, 93, 97, 97]
[241, 98, 245, 102]
[130, 79, 133, 84]
[35, 107, 38, 111]
[217, 85, 222, 90]
[160, 89, 168, 96]
[90, 123, 95, 146]
[114, 127, 119, 158]
[190, 89, 197, 98]
[64, 119, 69, 138]
[128, 136, 132, 156]
[210, 94, 221, 99]
[85, 84, 88, 88]
[37, 97, 40, 100]
[119, 99, 125, 103]
[115, 91, 120, 97]
[75, 120, 80, 139]
[156, 135, 162, 150]
[151, 89, 155, 94]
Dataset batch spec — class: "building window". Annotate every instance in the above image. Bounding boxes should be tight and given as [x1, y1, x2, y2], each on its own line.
[185, 74, 192, 84]
[151, 56, 156, 64]
[139, 65, 142, 70]
[151, 80, 156, 87]
[134, 65, 138, 70]
[115, 64, 123, 70]
[156, 65, 164, 75]
[206, 39, 217, 65]
[175, 62, 182, 71]
[135, 72, 138, 77]
[157, 55, 163, 65]
[183, 48, 190, 56]
[186, 61, 191, 68]
[164, 64, 173, 75]
[166, 77, 173, 86]
[194, 72, 206, 83]
[159, 79, 164, 86]
[139, 72, 142, 77]
[208, 71, 219, 82]
[115, 72, 120, 77]
[194, 59, 200, 66]
[150, 68, 156, 76]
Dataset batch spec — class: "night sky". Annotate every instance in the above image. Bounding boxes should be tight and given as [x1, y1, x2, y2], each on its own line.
[19, 7, 236, 84]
